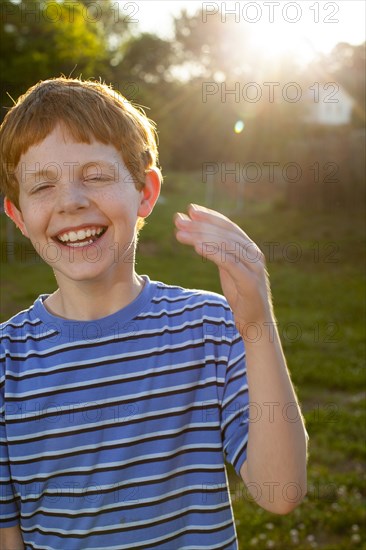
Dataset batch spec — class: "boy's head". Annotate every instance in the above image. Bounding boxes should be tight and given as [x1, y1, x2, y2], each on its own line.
[0, 77, 161, 231]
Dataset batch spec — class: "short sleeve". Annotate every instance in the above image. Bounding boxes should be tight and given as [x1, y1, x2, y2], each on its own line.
[220, 331, 250, 477]
[0, 361, 20, 527]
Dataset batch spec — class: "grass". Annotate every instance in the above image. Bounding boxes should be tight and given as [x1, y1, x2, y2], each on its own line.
[1, 171, 365, 549]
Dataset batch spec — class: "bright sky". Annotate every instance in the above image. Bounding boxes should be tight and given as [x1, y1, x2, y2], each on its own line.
[128, 0, 365, 62]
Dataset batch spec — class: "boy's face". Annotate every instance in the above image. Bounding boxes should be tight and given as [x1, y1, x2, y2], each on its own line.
[7, 125, 160, 286]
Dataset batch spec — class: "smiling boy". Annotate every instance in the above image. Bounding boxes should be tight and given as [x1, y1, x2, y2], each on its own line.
[0, 78, 308, 550]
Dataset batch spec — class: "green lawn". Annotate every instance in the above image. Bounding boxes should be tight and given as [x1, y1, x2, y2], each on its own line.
[1, 171, 365, 549]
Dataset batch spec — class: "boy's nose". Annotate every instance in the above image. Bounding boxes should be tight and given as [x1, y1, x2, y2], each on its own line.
[56, 182, 90, 213]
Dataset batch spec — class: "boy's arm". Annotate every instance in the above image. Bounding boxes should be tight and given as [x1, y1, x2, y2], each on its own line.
[175, 204, 308, 514]
[0, 525, 24, 549]
[238, 317, 308, 514]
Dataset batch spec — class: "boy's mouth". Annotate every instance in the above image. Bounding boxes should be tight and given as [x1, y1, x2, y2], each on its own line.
[54, 226, 107, 247]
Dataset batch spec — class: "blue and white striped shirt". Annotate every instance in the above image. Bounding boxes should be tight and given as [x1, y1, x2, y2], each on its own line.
[1, 276, 249, 550]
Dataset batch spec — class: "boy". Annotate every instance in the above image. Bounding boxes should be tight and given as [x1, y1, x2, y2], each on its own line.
[0, 78, 308, 550]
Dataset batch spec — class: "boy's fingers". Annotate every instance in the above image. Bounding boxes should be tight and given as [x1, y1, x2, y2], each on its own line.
[176, 204, 253, 245]
[176, 205, 231, 229]
[174, 205, 265, 274]
[188, 204, 251, 238]
[175, 219, 258, 259]
[188, 203, 231, 221]
[174, 212, 190, 223]
[175, 228, 265, 272]
[174, 211, 242, 238]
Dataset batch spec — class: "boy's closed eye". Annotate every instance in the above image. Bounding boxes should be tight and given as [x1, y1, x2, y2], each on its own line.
[84, 174, 115, 182]
[31, 183, 54, 194]
[82, 160, 118, 183]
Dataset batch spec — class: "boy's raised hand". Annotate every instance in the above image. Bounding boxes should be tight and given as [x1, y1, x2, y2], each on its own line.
[174, 204, 274, 331]
[175, 204, 309, 511]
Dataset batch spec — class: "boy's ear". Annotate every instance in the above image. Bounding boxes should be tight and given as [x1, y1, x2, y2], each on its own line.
[137, 167, 161, 219]
[4, 197, 29, 238]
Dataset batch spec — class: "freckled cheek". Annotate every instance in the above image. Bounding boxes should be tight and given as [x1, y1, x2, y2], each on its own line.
[26, 205, 51, 225]
[101, 189, 140, 216]
[20, 201, 52, 234]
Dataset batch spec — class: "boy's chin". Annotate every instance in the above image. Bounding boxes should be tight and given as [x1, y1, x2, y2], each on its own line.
[50, 259, 133, 286]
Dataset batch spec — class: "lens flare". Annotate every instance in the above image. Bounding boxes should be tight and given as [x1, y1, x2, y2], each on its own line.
[234, 120, 245, 133]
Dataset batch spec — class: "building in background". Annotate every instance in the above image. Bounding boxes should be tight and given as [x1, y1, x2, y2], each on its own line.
[304, 83, 355, 126]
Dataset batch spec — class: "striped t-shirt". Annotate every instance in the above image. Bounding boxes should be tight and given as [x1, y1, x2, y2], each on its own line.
[1, 276, 249, 550]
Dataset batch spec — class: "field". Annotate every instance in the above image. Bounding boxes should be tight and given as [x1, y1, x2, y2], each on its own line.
[1, 172, 365, 549]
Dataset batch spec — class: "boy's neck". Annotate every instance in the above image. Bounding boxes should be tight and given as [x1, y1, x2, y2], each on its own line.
[44, 273, 145, 321]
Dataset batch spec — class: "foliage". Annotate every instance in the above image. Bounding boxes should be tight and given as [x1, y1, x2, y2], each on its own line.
[0, 0, 131, 112]
[1, 3, 364, 175]
[323, 42, 365, 126]
[117, 33, 175, 84]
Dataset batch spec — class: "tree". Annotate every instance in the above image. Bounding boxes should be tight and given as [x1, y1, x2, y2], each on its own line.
[173, 8, 259, 80]
[0, 0, 131, 116]
[329, 42, 365, 126]
[116, 33, 174, 85]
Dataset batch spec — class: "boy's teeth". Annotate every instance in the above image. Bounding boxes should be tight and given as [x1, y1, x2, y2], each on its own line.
[68, 240, 94, 247]
[58, 227, 104, 242]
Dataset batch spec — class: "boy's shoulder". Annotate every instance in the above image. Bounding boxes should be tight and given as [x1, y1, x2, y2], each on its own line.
[146, 279, 237, 333]
[0, 296, 45, 340]
[150, 278, 232, 312]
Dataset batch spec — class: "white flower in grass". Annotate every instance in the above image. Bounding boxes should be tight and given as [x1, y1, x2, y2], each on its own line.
[265, 522, 274, 530]
[250, 537, 258, 546]
[351, 533, 361, 544]
[351, 524, 359, 532]
[266, 541, 275, 548]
